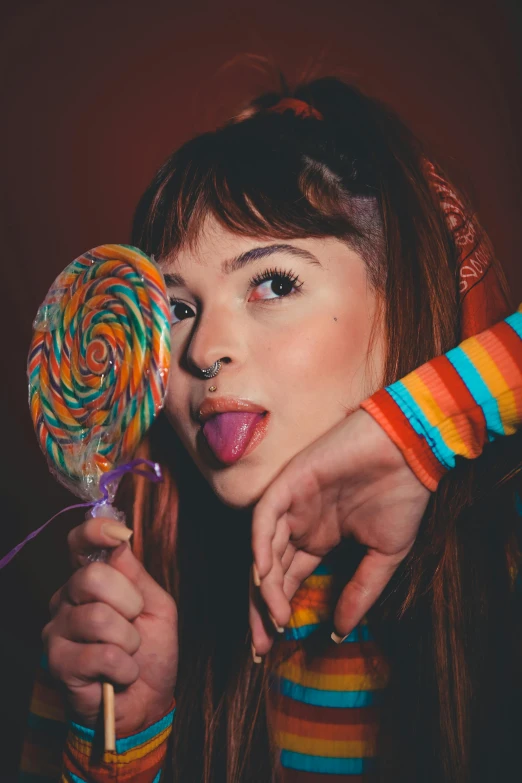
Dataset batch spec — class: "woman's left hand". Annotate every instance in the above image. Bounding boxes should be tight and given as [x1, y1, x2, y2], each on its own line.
[249, 408, 431, 655]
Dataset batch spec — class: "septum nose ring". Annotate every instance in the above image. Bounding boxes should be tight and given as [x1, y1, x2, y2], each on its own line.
[200, 360, 222, 379]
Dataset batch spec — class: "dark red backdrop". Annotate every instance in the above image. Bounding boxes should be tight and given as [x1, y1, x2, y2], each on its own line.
[1, 0, 521, 777]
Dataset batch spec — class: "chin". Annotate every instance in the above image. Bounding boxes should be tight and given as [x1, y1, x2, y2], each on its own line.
[208, 480, 265, 511]
[205, 467, 272, 510]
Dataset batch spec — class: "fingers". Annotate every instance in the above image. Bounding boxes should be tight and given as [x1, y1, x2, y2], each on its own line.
[332, 549, 406, 641]
[252, 479, 293, 578]
[65, 558, 144, 619]
[107, 543, 177, 620]
[249, 569, 275, 658]
[46, 635, 139, 690]
[68, 517, 133, 570]
[256, 522, 294, 629]
[68, 518, 175, 620]
[49, 585, 67, 619]
[47, 602, 141, 655]
[249, 549, 323, 655]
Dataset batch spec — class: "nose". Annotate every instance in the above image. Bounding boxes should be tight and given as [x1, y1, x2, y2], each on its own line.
[184, 304, 245, 378]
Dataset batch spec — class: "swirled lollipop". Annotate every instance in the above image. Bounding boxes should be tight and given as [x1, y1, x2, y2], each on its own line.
[27, 244, 171, 499]
[25, 244, 171, 752]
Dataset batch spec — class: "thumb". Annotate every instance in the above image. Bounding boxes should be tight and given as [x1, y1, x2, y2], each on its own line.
[108, 543, 174, 618]
[331, 550, 403, 642]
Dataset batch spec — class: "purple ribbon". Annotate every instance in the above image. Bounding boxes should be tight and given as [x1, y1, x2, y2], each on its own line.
[0, 459, 163, 571]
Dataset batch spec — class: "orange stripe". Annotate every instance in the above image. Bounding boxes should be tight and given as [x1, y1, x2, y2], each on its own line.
[275, 711, 380, 742]
[476, 322, 522, 416]
[290, 585, 334, 608]
[361, 392, 445, 490]
[414, 358, 475, 449]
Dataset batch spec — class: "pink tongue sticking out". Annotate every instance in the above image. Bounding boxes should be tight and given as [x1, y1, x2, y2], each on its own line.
[202, 412, 264, 464]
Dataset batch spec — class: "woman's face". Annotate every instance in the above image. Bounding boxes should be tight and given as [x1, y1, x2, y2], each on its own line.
[161, 216, 385, 508]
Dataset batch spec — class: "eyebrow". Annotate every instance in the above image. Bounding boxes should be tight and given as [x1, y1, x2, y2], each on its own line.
[163, 243, 322, 288]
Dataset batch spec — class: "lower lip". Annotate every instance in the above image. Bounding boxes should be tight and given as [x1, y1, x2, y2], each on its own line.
[241, 412, 270, 460]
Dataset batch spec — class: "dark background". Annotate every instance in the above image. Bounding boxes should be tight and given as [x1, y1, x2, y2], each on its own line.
[1, 0, 521, 777]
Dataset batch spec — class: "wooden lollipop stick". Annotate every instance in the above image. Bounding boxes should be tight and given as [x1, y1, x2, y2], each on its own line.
[103, 681, 115, 751]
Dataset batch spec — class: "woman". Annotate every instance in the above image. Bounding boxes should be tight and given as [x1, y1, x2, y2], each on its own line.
[22, 78, 522, 782]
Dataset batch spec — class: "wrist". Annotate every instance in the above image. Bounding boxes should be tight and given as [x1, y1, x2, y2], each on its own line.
[137, 695, 176, 734]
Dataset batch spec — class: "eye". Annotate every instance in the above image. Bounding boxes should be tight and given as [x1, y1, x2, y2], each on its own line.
[169, 299, 195, 325]
[249, 268, 303, 302]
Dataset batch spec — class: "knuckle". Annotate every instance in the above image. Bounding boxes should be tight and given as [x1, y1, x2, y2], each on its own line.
[85, 602, 111, 631]
[48, 586, 64, 616]
[100, 644, 123, 670]
[80, 562, 107, 594]
[131, 589, 145, 617]
[286, 572, 301, 593]
[46, 639, 66, 682]
[128, 627, 141, 654]
[346, 580, 371, 600]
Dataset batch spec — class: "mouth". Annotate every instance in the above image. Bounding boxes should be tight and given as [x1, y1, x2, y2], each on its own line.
[196, 398, 269, 465]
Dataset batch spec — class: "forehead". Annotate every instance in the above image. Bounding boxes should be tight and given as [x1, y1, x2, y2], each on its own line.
[161, 216, 249, 271]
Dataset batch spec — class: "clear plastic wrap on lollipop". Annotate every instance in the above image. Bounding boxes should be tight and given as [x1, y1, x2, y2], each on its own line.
[24, 243, 171, 749]
[28, 243, 171, 501]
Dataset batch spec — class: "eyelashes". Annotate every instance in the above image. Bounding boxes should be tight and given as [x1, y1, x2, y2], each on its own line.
[168, 265, 304, 325]
[248, 266, 303, 296]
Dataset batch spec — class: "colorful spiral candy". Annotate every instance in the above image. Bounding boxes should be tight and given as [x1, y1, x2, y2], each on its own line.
[27, 244, 171, 498]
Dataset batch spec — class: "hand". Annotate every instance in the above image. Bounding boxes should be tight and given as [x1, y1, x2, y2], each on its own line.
[42, 517, 178, 735]
[250, 408, 431, 654]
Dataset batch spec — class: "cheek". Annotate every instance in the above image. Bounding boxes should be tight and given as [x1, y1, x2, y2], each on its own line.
[266, 311, 376, 402]
[164, 368, 190, 437]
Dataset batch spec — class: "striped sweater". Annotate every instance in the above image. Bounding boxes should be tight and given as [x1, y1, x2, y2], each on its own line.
[19, 303, 522, 782]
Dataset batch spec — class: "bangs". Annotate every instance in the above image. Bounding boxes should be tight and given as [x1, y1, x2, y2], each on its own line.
[131, 114, 384, 282]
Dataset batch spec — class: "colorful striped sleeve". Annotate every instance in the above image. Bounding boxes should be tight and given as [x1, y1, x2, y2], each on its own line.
[18, 653, 175, 783]
[269, 560, 389, 780]
[360, 303, 522, 491]
[62, 699, 175, 783]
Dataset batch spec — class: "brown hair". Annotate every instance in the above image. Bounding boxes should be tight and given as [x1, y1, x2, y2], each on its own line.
[118, 78, 522, 781]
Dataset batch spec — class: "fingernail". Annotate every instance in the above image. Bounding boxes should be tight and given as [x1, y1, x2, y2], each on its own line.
[102, 523, 133, 543]
[269, 612, 285, 634]
[251, 641, 262, 664]
[252, 563, 261, 587]
[331, 631, 348, 644]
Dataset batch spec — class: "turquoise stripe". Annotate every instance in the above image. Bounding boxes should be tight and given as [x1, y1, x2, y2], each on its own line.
[70, 707, 175, 752]
[65, 772, 88, 783]
[284, 623, 373, 642]
[280, 749, 376, 775]
[276, 676, 383, 708]
[284, 623, 321, 641]
[152, 771, 162, 783]
[505, 309, 522, 339]
[446, 345, 504, 442]
[387, 381, 456, 469]
[311, 563, 333, 575]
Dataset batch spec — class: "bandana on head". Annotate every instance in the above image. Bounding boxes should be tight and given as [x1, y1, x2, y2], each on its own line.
[423, 161, 511, 339]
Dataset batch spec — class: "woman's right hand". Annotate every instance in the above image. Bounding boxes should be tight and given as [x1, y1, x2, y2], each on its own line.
[42, 517, 178, 736]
